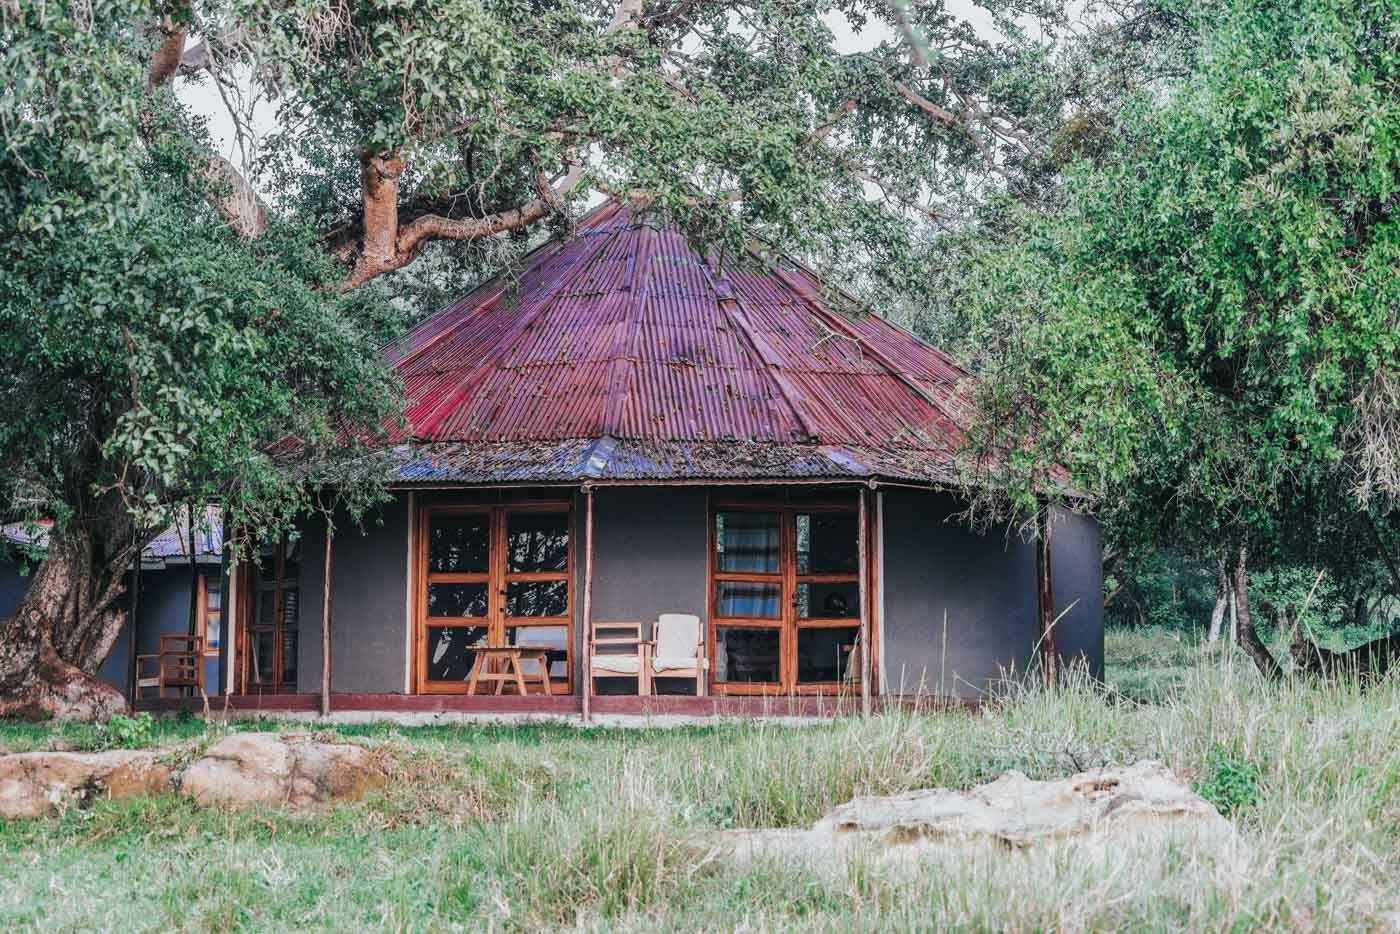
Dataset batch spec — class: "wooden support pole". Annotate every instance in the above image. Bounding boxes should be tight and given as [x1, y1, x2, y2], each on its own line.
[127, 549, 141, 704]
[581, 486, 595, 723]
[321, 522, 334, 718]
[1036, 507, 1058, 689]
[858, 486, 872, 717]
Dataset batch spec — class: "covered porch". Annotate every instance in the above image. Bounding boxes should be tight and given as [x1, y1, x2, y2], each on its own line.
[149, 481, 1100, 719]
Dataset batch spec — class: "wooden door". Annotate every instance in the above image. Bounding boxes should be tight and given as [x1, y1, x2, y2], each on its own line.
[416, 503, 573, 694]
[239, 539, 301, 694]
[709, 503, 862, 694]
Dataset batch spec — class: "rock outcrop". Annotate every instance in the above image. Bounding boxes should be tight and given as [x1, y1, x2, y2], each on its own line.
[0, 733, 384, 819]
[180, 732, 384, 809]
[0, 749, 173, 819]
[715, 761, 1232, 865]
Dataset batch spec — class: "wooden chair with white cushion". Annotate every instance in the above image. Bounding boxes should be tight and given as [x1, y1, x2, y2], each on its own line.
[589, 620, 650, 695]
[648, 613, 707, 696]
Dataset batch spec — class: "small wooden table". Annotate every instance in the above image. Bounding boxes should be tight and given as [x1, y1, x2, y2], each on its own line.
[465, 646, 553, 696]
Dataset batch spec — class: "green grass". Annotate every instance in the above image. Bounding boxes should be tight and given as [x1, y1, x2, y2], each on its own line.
[3, 631, 1399, 931]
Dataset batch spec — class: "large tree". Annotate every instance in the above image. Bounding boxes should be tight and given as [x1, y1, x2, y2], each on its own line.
[940, 0, 1400, 675]
[2, 0, 1080, 718]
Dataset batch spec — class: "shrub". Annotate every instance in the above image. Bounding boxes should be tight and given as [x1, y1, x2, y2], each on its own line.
[94, 713, 155, 750]
[1194, 744, 1261, 815]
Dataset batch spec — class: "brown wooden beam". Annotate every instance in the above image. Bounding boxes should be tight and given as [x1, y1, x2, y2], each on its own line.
[581, 486, 595, 723]
[321, 523, 334, 718]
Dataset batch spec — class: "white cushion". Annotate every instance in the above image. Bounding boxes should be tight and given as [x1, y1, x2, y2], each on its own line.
[652, 655, 700, 672]
[655, 613, 700, 659]
[592, 655, 641, 674]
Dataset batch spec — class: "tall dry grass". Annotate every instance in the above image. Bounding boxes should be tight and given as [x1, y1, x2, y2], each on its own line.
[2, 633, 1397, 930]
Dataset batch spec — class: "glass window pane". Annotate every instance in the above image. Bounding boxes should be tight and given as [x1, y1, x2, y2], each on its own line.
[428, 582, 489, 618]
[796, 581, 859, 619]
[797, 627, 860, 683]
[426, 626, 488, 681]
[506, 625, 568, 679]
[282, 587, 299, 627]
[281, 631, 298, 684]
[796, 513, 858, 575]
[507, 512, 569, 573]
[206, 613, 221, 651]
[257, 588, 276, 625]
[715, 628, 780, 683]
[716, 581, 780, 618]
[252, 631, 275, 684]
[506, 581, 568, 617]
[716, 512, 780, 573]
[428, 513, 490, 573]
[206, 578, 222, 610]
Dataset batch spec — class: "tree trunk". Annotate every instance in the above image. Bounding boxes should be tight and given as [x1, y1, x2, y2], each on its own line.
[0, 529, 131, 721]
[1207, 557, 1229, 642]
[1231, 547, 1283, 680]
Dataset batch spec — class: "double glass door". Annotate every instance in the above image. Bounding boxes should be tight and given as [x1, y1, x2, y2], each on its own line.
[710, 505, 863, 693]
[418, 504, 572, 694]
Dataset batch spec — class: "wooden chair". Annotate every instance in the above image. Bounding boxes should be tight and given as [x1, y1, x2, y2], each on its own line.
[589, 620, 650, 695]
[648, 613, 706, 696]
[136, 634, 205, 699]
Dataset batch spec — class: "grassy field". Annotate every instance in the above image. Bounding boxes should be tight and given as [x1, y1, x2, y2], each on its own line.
[2, 628, 1398, 931]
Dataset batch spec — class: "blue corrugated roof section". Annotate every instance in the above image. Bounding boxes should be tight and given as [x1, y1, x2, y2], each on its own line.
[2, 506, 222, 562]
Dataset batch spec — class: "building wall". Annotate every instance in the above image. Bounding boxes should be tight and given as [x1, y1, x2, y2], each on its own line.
[589, 487, 709, 642]
[257, 484, 1100, 702]
[1049, 505, 1106, 680]
[0, 559, 222, 698]
[879, 489, 1039, 697]
[295, 492, 413, 694]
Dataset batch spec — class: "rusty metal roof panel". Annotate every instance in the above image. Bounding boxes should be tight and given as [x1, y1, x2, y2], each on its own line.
[383, 201, 974, 484]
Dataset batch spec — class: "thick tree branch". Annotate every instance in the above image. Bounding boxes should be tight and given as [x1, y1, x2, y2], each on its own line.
[338, 159, 586, 292]
[146, 15, 189, 91]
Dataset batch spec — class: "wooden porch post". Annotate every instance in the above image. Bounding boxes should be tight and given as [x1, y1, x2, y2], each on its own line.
[1035, 506, 1058, 689]
[320, 522, 334, 718]
[581, 485, 595, 723]
[127, 549, 141, 704]
[858, 486, 872, 717]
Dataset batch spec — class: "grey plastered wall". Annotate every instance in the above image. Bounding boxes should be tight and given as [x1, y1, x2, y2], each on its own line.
[879, 488, 1039, 698]
[1049, 506, 1105, 680]
[296, 492, 412, 694]
[588, 487, 709, 644]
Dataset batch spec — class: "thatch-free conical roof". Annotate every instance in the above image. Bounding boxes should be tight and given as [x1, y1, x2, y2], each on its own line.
[384, 201, 972, 486]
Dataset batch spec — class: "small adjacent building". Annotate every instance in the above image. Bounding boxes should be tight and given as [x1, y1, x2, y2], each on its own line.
[210, 201, 1102, 716]
[0, 509, 227, 701]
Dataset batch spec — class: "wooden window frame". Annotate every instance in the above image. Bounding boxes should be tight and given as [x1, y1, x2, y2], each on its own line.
[708, 497, 875, 695]
[413, 501, 574, 696]
[197, 573, 223, 657]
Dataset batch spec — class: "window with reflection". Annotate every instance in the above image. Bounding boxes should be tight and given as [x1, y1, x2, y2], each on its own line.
[428, 513, 489, 573]
[419, 505, 573, 693]
[507, 512, 569, 573]
[711, 503, 863, 689]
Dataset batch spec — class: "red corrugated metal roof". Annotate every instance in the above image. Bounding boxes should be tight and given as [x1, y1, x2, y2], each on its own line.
[383, 201, 974, 483]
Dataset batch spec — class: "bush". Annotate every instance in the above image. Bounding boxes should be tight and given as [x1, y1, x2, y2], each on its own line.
[1194, 744, 1261, 815]
[94, 713, 155, 750]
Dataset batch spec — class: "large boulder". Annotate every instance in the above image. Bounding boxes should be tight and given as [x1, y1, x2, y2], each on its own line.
[0, 749, 174, 819]
[716, 761, 1233, 865]
[179, 733, 384, 809]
